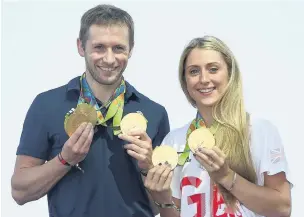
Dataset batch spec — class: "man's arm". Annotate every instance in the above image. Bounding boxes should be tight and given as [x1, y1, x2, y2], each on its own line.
[11, 155, 71, 205]
[11, 122, 94, 205]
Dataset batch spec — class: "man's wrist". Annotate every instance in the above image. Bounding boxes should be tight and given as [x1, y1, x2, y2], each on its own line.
[57, 152, 72, 167]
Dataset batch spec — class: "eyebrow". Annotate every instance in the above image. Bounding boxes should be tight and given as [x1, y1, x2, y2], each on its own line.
[186, 62, 221, 70]
[92, 43, 127, 48]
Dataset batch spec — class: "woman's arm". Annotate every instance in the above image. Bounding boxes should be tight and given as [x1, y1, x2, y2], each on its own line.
[195, 146, 292, 217]
[220, 169, 291, 217]
[143, 164, 180, 217]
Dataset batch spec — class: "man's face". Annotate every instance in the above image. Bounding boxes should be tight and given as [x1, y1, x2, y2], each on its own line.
[78, 24, 132, 85]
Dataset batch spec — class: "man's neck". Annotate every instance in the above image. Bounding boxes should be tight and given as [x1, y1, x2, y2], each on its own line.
[197, 105, 214, 127]
[85, 71, 121, 104]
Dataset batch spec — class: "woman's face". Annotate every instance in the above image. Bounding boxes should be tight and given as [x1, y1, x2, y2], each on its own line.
[185, 48, 229, 108]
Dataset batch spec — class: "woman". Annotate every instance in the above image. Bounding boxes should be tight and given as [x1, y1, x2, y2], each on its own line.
[144, 36, 292, 217]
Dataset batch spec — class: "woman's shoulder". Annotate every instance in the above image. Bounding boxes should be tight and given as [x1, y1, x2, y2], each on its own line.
[162, 122, 192, 151]
[249, 113, 284, 155]
[249, 114, 280, 135]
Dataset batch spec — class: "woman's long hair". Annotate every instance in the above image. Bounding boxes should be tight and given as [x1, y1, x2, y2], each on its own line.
[178, 35, 257, 208]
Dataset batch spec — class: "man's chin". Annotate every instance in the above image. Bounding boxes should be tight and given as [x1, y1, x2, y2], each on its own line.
[97, 75, 122, 86]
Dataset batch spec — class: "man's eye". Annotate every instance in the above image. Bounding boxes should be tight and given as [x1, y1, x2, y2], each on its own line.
[113, 46, 125, 52]
[95, 45, 105, 50]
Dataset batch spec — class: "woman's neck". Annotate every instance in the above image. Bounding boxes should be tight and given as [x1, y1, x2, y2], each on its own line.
[197, 105, 214, 127]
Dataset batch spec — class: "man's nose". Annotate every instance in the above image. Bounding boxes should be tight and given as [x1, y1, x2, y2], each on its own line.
[103, 50, 115, 65]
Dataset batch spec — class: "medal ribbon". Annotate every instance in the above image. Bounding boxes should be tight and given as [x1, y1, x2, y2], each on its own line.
[178, 112, 242, 217]
[78, 73, 126, 135]
[178, 112, 218, 166]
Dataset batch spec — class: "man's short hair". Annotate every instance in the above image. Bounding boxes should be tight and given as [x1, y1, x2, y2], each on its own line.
[79, 4, 134, 50]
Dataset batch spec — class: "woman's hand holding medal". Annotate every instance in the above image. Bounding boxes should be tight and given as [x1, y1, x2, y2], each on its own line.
[143, 145, 178, 203]
[189, 128, 231, 184]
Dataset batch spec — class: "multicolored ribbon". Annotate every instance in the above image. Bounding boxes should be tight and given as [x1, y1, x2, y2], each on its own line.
[178, 112, 219, 166]
[78, 73, 126, 135]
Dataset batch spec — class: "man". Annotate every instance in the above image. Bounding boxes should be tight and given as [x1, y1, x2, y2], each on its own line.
[11, 4, 170, 217]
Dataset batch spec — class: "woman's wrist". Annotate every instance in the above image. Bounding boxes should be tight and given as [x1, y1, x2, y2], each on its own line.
[150, 191, 172, 204]
[218, 169, 236, 190]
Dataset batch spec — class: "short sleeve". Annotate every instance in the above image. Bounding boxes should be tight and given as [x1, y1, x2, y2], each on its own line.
[16, 94, 50, 160]
[258, 120, 293, 186]
[161, 132, 182, 199]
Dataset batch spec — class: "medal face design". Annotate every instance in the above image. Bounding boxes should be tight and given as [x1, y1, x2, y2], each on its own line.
[64, 103, 97, 137]
[188, 128, 215, 153]
[152, 145, 178, 169]
[120, 112, 147, 135]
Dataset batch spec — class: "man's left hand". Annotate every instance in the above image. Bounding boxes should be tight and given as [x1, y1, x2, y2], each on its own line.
[118, 129, 153, 170]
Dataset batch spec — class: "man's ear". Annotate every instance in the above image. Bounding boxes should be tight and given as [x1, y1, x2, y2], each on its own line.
[77, 38, 85, 57]
[128, 47, 133, 59]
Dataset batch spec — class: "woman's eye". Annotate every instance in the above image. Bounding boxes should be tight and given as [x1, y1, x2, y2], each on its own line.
[209, 67, 218, 73]
[190, 69, 199, 74]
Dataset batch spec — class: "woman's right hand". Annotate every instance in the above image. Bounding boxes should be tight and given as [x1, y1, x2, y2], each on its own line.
[144, 162, 173, 203]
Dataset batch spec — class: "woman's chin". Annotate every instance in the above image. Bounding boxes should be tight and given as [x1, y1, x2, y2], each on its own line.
[196, 99, 217, 108]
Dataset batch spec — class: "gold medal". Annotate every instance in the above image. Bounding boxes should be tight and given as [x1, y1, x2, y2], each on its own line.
[120, 112, 147, 135]
[152, 145, 178, 169]
[188, 128, 215, 153]
[64, 103, 97, 137]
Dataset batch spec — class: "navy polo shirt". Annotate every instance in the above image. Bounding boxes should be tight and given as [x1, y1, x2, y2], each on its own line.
[16, 76, 170, 217]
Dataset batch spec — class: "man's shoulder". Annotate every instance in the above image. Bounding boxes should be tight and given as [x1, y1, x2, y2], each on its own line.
[29, 77, 79, 112]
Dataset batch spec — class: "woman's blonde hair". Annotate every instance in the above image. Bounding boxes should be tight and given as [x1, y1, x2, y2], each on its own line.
[178, 36, 257, 208]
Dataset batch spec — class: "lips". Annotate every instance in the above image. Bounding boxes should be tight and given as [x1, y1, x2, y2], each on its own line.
[198, 87, 216, 93]
[98, 66, 118, 72]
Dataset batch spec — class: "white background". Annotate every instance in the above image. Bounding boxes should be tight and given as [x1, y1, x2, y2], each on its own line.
[1, 0, 303, 217]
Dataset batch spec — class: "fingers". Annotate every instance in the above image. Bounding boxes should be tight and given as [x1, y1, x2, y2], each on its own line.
[146, 166, 157, 183]
[127, 129, 152, 143]
[118, 133, 149, 149]
[213, 146, 226, 159]
[73, 123, 93, 151]
[69, 122, 89, 144]
[194, 151, 215, 170]
[158, 164, 172, 186]
[80, 125, 95, 153]
[124, 143, 146, 154]
[118, 129, 152, 146]
[194, 147, 226, 172]
[145, 164, 172, 192]
[126, 149, 148, 162]
[163, 171, 174, 190]
[202, 147, 226, 167]
[151, 164, 168, 184]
